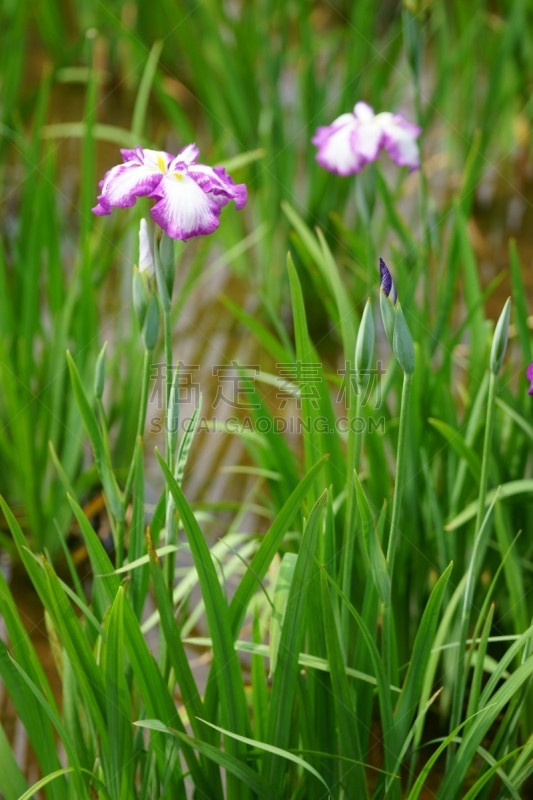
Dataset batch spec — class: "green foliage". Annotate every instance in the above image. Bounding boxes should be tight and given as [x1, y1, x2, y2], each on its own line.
[2, 1, 533, 797]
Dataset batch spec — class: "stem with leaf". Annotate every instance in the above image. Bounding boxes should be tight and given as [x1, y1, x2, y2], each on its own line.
[379, 262, 415, 680]
[386, 370, 413, 578]
[341, 300, 374, 645]
[122, 347, 153, 509]
[448, 298, 511, 753]
[154, 229, 178, 596]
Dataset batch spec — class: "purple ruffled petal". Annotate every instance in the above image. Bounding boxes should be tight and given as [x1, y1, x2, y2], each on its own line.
[176, 143, 200, 165]
[149, 169, 221, 241]
[120, 147, 141, 162]
[187, 164, 247, 209]
[380, 113, 422, 171]
[92, 147, 173, 215]
[92, 160, 164, 215]
[312, 114, 366, 176]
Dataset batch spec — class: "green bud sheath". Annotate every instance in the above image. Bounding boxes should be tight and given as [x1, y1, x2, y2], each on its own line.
[133, 267, 150, 329]
[490, 297, 511, 376]
[154, 230, 171, 312]
[159, 230, 176, 300]
[393, 304, 415, 375]
[93, 341, 107, 400]
[142, 293, 160, 352]
[380, 289, 396, 347]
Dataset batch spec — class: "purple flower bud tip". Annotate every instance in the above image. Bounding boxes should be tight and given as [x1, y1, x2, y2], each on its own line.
[379, 258, 397, 304]
[527, 363, 533, 395]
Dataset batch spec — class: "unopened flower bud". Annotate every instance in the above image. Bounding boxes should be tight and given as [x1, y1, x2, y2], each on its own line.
[139, 219, 155, 277]
[490, 297, 511, 376]
[379, 258, 397, 304]
[355, 299, 374, 383]
[378, 258, 415, 375]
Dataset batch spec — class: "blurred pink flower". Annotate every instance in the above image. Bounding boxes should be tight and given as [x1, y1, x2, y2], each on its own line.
[312, 102, 422, 176]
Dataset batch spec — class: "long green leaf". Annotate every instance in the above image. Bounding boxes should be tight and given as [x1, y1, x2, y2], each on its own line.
[16, 769, 73, 800]
[394, 563, 452, 743]
[269, 552, 297, 676]
[321, 567, 398, 780]
[104, 587, 133, 800]
[156, 450, 251, 798]
[0, 721, 27, 800]
[438, 653, 533, 797]
[428, 418, 481, 479]
[68, 494, 202, 796]
[446, 481, 533, 530]
[354, 468, 390, 605]
[135, 720, 278, 800]
[263, 490, 327, 788]
[199, 719, 332, 798]
[321, 572, 368, 800]
[66, 351, 123, 523]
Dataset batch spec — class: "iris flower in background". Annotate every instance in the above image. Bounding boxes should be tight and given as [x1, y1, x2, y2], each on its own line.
[312, 101, 422, 176]
[527, 363, 533, 395]
[92, 144, 247, 240]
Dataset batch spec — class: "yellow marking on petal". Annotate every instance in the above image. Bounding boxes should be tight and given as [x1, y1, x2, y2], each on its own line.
[157, 155, 167, 173]
[173, 172, 184, 181]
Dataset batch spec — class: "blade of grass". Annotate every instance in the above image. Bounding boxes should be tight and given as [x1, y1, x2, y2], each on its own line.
[263, 491, 327, 790]
[156, 450, 252, 798]
[103, 587, 133, 800]
[321, 571, 368, 800]
[199, 718, 332, 798]
[135, 721, 278, 800]
[0, 720, 27, 800]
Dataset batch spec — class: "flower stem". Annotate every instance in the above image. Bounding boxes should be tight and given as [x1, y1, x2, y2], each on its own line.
[123, 348, 152, 507]
[163, 305, 176, 594]
[341, 392, 361, 646]
[383, 371, 413, 679]
[473, 371, 497, 539]
[386, 371, 413, 577]
[116, 347, 152, 567]
[448, 370, 497, 754]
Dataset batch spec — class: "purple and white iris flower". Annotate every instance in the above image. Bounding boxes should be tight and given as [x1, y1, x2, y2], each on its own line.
[312, 102, 422, 176]
[92, 144, 247, 241]
[527, 363, 533, 396]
